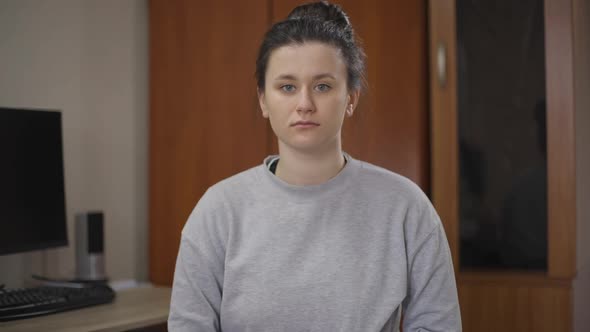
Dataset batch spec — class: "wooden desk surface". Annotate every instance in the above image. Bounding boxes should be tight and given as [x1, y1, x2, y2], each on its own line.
[0, 286, 171, 332]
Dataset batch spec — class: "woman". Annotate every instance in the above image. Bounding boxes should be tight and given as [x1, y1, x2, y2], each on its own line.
[168, 1, 461, 331]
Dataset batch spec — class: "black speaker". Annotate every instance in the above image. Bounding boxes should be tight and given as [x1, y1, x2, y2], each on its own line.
[75, 211, 106, 281]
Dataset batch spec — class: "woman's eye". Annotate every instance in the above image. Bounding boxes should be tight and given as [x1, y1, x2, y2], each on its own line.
[281, 84, 296, 92]
[315, 84, 331, 92]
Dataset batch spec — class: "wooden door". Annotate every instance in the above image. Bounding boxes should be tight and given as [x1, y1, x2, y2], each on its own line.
[428, 0, 577, 330]
[149, 0, 272, 285]
[149, 0, 429, 286]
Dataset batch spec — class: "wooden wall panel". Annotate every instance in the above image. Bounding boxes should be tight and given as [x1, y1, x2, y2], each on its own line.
[272, 0, 430, 190]
[459, 280, 571, 332]
[545, 0, 577, 279]
[149, 0, 271, 285]
[150, 0, 429, 286]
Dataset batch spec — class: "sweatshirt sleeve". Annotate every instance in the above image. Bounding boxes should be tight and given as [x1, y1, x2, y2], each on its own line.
[401, 203, 462, 332]
[168, 189, 227, 332]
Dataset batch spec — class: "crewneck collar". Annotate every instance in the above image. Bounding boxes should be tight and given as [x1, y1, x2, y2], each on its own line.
[256, 152, 360, 203]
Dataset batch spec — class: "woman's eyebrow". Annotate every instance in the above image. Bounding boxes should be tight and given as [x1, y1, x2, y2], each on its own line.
[273, 73, 336, 81]
[274, 74, 297, 81]
[312, 73, 336, 80]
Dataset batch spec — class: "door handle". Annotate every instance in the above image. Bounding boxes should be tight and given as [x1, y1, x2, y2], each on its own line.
[437, 42, 447, 88]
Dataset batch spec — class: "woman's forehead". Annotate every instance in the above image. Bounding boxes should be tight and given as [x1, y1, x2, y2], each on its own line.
[266, 42, 347, 80]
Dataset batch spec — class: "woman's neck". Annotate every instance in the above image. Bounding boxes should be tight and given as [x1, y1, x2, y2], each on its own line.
[275, 143, 346, 186]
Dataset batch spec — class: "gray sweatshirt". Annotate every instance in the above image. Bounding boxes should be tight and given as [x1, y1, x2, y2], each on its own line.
[168, 154, 461, 331]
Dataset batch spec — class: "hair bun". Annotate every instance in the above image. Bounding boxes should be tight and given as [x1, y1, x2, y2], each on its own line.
[286, 1, 352, 31]
[256, 0, 366, 91]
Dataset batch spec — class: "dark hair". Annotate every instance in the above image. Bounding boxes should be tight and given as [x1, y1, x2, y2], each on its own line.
[255, 1, 366, 92]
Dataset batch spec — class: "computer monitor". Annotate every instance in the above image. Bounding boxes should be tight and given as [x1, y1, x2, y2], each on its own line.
[0, 107, 68, 255]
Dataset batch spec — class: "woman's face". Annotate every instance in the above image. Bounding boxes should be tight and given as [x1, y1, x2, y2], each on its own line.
[258, 42, 359, 154]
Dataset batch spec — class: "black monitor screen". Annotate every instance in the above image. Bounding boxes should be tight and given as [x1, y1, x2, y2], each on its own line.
[0, 108, 68, 255]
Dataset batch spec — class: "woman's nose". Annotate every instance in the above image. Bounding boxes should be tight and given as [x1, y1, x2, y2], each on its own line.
[296, 89, 316, 114]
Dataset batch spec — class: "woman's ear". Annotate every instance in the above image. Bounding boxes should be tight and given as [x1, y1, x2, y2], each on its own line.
[258, 88, 269, 118]
[346, 89, 361, 117]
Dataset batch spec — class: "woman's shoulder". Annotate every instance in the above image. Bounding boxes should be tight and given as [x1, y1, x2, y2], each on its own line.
[201, 163, 264, 203]
[354, 159, 442, 242]
[182, 164, 263, 236]
[354, 158, 428, 204]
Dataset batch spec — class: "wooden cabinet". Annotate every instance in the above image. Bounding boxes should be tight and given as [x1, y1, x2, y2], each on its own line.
[428, 0, 588, 330]
[149, 0, 589, 330]
[149, 0, 429, 286]
[148, 0, 272, 285]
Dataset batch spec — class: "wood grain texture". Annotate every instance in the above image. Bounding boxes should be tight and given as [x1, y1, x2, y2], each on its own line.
[428, 0, 459, 270]
[272, 0, 430, 190]
[545, 0, 578, 279]
[149, 0, 271, 285]
[572, 0, 590, 329]
[459, 282, 571, 332]
[459, 270, 570, 287]
[149, 0, 430, 287]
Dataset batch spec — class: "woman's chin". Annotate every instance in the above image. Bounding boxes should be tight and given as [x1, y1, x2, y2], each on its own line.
[278, 136, 339, 154]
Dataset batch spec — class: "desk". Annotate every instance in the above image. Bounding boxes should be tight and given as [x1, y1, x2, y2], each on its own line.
[0, 286, 171, 332]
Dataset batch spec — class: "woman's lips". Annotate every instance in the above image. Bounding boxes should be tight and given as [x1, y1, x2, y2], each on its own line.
[292, 121, 320, 128]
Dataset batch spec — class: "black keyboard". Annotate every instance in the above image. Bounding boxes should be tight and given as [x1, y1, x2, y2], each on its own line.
[0, 284, 116, 321]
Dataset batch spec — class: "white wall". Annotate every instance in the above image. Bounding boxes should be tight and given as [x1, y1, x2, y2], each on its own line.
[0, 0, 148, 287]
